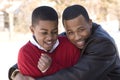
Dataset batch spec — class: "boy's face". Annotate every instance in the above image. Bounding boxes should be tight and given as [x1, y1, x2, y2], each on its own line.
[30, 20, 58, 51]
[64, 15, 92, 49]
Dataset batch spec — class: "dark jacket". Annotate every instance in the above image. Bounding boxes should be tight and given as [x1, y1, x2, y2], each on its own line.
[8, 23, 120, 80]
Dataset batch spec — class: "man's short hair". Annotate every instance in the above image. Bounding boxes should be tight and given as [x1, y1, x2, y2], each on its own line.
[62, 5, 90, 22]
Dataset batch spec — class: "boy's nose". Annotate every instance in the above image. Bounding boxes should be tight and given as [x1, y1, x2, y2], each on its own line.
[47, 34, 52, 40]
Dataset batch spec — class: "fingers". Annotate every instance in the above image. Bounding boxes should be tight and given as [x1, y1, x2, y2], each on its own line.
[37, 53, 52, 72]
[14, 73, 25, 80]
[41, 54, 52, 63]
[25, 76, 35, 80]
[37, 60, 44, 69]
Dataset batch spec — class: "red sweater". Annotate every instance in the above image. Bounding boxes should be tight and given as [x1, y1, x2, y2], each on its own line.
[18, 36, 81, 78]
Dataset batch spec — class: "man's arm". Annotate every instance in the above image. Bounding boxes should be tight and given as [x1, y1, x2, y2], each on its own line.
[8, 64, 18, 80]
[35, 39, 117, 80]
[8, 38, 117, 80]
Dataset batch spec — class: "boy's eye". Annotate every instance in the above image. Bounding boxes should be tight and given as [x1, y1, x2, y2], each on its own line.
[52, 31, 58, 34]
[67, 31, 73, 35]
[41, 32, 48, 35]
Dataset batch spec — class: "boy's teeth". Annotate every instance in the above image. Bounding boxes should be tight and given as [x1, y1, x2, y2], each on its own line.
[47, 42, 52, 44]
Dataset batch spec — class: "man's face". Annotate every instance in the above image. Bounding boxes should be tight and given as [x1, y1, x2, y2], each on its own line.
[30, 20, 58, 51]
[64, 15, 92, 49]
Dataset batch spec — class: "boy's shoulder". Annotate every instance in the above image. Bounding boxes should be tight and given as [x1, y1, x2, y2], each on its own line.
[18, 41, 43, 57]
[58, 36, 69, 43]
[58, 36, 75, 47]
[19, 41, 37, 53]
[20, 41, 31, 49]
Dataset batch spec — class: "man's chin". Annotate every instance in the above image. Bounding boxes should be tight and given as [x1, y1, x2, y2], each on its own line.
[77, 45, 84, 49]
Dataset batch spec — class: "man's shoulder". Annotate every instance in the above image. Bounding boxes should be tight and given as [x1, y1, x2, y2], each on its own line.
[90, 23, 114, 43]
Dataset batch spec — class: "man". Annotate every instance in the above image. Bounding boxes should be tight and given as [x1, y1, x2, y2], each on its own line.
[8, 4, 120, 80]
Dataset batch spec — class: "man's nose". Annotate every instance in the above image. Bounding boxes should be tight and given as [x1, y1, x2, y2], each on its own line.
[74, 33, 81, 41]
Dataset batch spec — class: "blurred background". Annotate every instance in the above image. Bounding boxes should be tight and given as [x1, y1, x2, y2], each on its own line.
[0, 0, 120, 80]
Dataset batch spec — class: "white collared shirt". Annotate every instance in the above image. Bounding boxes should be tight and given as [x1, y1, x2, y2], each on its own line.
[30, 36, 59, 53]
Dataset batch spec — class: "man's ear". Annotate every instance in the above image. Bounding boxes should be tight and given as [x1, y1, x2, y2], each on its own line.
[30, 25, 34, 34]
[89, 19, 92, 28]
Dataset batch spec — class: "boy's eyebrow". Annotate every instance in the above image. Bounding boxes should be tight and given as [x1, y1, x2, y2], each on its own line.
[40, 27, 58, 31]
[40, 28, 48, 31]
[53, 28, 58, 30]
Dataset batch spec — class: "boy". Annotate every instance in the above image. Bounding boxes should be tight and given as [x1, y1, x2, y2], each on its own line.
[17, 6, 81, 79]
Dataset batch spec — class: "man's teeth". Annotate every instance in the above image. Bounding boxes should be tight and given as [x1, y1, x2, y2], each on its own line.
[76, 40, 85, 46]
[77, 41, 83, 44]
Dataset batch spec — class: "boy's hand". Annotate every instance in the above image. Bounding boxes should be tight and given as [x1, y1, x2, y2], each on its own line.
[37, 54, 52, 73]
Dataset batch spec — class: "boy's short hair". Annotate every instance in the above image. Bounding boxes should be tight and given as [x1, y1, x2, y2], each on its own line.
[32, 6, 58, 26]
[62, 5, 90, 23]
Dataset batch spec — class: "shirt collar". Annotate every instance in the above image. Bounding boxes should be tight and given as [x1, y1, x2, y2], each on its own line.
[30, 35, 59, 53]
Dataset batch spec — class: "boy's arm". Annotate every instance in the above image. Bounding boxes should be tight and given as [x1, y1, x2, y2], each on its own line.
[18, 49, 45, 78]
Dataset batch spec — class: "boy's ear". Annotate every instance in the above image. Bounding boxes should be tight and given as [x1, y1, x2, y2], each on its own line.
[30, 25, 34, 34]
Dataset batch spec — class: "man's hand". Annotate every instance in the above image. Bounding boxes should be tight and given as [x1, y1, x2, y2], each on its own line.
[37, 53, 52, 73]
[13, 72, 35, 80]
